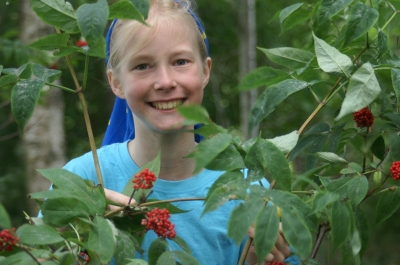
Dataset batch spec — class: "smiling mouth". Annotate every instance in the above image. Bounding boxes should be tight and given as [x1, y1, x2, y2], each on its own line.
[151, 100, 184, 110]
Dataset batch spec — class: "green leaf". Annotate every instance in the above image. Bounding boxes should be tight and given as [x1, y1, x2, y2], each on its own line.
[31, 0, 79, 33]
[0, 203, 12, 229]
[389, 133, 400, 161]
[375, 187, 400, 224]
[342, 2, 379, 47]
[37, 168, 106, 215]
[41, 197, 90, 226]
[354, 206, 369, 257]
[335, 63, 381, 120]
[129, 0, 150, 20]
[289, 122, 330, 161]
[11, 78, 45, 131]
[377, 29, 389, 58]
[281, 5, 310, 32]
[2, 64, 28, 77]
[77, 0, 108, 48]
[52, 46, 80, 57]
[149, 238, 168, 265]
[123, 150, 161, 202]
[291, 164, 329, 191]
[325, 177, 352, 198]
[258, 47, 314, 69]
[238, 66, 290, 92]
[330, 200, 351, 252]
[227, 195, 264, 244]
[16, 224, 64, 245]
[0, 65, 2, 75]
[144, 200, 189, 214]
[267, 130, 299, 155]
[31, 63, 61, 83]
[177, 105, 210, 125]
[279, 3, 303, 25]
[156, 251, 176, 265]
[205, 144, 245, 171]
[371, 135, 385, 161]
[88, 216, 115, 264]
[346, 175, 369, 206]
[245, 138, 292, 191]
[193, 123, 227, 138]
[312, 32, 353, 77]
[317, 0, 352, 25]
[203, 171, 248, 216]
[313, 152, 348, 164]
[281, 208, 312, 259]
[171, 235, 192, 254]
[254, 206, 280, 262]
[186, 133, 232, 174]
[249, 79, 308, 130]
[29, 33, 70, 50]
[0, 249, 52, 265]
[114, 230, 138, 265]
[173, 250, 200, 265]
[341, 240, 356, 265]
[109, 0, 146, 24]
[261, 188, 317, 231]
[125, 259, 149, 265]
[0, 74, 18, 88]
[392, 68, 400, 107]
[311, 191, 340, 214]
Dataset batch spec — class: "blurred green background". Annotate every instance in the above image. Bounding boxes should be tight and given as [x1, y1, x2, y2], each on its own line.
[1, 0, 400, 264]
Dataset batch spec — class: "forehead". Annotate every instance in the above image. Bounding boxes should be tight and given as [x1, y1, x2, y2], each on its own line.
[122, 16, 200, 59]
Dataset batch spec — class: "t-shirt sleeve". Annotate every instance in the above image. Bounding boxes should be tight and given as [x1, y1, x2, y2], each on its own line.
[62, 153, 98, 184]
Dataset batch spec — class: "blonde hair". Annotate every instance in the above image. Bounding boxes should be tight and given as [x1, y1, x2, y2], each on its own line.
[107, 0, 208, 75]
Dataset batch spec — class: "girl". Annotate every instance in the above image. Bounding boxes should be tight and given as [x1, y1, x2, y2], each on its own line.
[64, 0, 296, 264]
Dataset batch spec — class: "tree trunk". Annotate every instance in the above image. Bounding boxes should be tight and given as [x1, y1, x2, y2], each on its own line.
[19, 0, 67, 215]
[238, 0, 258, 139]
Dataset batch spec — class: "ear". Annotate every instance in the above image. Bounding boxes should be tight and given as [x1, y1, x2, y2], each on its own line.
[107, 70, 125, 99]
[202, 57, 212, 88]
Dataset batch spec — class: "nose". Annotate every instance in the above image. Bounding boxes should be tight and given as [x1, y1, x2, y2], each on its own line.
[154, 65, 176, 91]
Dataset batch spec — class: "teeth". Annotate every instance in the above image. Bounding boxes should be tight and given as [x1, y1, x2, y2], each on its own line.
[152, 100, 183, 110]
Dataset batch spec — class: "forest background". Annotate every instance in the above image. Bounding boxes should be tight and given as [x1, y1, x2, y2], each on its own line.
[1, 0, 400, 264]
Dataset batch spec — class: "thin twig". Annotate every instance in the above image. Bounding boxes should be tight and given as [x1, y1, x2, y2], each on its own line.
[310, 223, 330, 259]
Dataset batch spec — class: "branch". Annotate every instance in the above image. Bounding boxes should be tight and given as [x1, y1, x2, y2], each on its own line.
[310, 223, 330, 259]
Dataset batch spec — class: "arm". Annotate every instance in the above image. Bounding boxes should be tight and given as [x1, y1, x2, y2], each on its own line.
[246, 224, 291, 265]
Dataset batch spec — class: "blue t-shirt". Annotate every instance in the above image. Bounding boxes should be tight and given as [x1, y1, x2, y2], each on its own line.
[63, 141, 299, 265]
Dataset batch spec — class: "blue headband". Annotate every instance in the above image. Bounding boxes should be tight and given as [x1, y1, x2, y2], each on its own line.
[102, 1, 207, 146]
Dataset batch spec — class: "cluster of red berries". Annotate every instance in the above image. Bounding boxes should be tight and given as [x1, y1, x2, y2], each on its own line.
[390, 161, 400, 181]
[0, 228, 19, 252]
[141, 208, 176, 239]
[132, 168, 157, 190]
[76, 40, 88, 47]
[267, 262, 286, 265]
[353, 107, 374, 128]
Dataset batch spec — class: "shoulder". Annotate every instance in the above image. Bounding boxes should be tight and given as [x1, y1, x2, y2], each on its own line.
[63, 141, 131, 183]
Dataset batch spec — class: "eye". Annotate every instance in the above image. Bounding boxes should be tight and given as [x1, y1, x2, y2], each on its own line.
[134, 64, 150, 71]
[175, 59, 188, 66]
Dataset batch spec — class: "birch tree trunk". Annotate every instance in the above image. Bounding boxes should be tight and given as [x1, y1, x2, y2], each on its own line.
[20, 0, 67, 215]
[238, 0, 258, 139]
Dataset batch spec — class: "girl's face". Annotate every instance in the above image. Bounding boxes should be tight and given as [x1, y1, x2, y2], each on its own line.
[108, 19, 212, 135]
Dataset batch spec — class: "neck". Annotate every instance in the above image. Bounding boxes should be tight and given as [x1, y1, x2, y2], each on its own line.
[128, 129, 198, 181]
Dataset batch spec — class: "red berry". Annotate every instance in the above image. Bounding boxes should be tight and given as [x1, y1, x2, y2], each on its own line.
[390, 161, 400, 181]
[141, 208, 176, 239]
[0, 228, 19, 252]
[50, 63, 58, 70]
[76, 40, 88, 47]
[132, 168, 157, 190]
[353, 107, 374, 128]
[267, 262, 286, 265]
